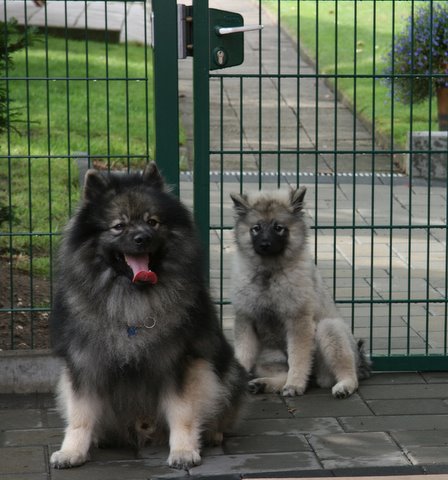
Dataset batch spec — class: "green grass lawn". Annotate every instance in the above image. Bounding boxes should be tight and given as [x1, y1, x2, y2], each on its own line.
[264, 0, 439, 149]
[1, 35, 154, 276]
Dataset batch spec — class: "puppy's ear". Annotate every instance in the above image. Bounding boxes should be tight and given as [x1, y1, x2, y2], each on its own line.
[83, 169, 109, 203]
[230, 193, 250, 216]
[142, 162, 164, 190]
[290, 186, 306, 213]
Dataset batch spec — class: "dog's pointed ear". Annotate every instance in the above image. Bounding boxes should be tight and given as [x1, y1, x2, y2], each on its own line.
[290, 186, 306, 213]
[83, 169, 109, 202]
[230, 193, 250, 216]
[142, 162, 164, 190]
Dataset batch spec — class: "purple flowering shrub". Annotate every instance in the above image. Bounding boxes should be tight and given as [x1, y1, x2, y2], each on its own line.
[383, 2, 448, 104]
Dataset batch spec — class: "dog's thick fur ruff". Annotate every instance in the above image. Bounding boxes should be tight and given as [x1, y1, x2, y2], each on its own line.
[50, 163, 246, 470]
[230, 187, 371, 398]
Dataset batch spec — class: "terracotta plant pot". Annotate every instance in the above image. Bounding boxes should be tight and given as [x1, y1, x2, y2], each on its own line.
[436, 86, 448, 131]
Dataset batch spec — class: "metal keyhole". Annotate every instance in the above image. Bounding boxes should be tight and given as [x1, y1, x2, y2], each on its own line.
[216, 49, 226, 65]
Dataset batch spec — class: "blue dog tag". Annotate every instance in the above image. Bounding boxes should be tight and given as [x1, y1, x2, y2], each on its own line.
[127, 326, 137, 337]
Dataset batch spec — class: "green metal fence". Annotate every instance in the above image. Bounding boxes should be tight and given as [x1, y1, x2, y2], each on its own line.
[0, 1, 157, 349]
[1, 0, 448, 371]
[188, 0, 448, 371]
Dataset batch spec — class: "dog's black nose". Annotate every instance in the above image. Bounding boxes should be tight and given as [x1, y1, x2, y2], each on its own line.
[133, 234, 149, 246]
[260, 241, 271, 250]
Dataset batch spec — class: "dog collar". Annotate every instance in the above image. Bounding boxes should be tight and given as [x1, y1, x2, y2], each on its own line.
[127, 317, 157, 337]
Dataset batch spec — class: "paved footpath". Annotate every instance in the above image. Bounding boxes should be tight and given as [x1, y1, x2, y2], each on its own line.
[2, 1, 448, 479]
[2, 373, 448, 479]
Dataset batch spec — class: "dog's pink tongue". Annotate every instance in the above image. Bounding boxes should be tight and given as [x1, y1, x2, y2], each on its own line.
[124, 254, 158, 284]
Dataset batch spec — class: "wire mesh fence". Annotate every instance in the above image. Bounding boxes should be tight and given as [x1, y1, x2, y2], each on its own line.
[0, 1, 152, 349]
[1, 0, 448, 370]
[205, 0, 448, 369]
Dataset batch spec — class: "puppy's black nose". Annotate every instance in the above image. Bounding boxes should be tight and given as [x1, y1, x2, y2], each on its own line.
[260, 241, 271, 251]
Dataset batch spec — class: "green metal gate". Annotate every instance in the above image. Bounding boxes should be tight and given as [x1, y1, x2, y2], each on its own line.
[153, 0, 448, 371]
[2, 0, 448, 372]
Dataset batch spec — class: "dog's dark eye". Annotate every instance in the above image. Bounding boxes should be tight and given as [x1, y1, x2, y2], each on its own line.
[251, 224, 261, 234]
[112, 223, 125, 232]
[273, 224, 286, 234]
[147, 218, 159, 228]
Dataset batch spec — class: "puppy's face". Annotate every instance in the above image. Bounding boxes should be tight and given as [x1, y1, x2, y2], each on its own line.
[231, 187, 308, 259]
[246, 211, 290, 257]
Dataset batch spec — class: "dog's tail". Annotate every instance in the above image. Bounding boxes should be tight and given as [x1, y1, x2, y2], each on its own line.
[356, 339, 372, 380]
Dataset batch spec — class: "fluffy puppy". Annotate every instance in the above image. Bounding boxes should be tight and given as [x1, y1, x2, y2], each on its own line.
[230, 187, 371, 398]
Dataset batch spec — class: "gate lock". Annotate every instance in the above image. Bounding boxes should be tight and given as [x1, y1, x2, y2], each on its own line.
[178, 5, 263, 70]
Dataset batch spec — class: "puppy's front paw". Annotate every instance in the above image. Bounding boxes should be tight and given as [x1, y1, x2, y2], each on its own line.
[332, 379, 357, 399]
[282, 383, 306, 397]
[50, 449, 88, 469]
[168, 449, 201, 470]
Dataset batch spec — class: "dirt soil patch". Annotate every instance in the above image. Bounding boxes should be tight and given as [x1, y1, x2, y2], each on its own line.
[0, 257, 51, 350]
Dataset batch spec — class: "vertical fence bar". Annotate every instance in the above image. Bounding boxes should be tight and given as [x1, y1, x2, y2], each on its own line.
[152, 0, 180, 192]
[369, 0, 377, 353]
[3, 1, 15, 348]
[314, 0, 319, 260]
[258, 0, 263, 190]
[296, 0, 301, 183]
[193, 0, 210, 272]
[332, 0, 339, 300]
[276, 0, 281, 187]
[406, 0, 416, 355]
[351, 0, 358, 333]
[24, 1, 34, 350]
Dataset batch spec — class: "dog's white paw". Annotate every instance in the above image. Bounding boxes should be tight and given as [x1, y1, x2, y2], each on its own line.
[332, 379, 357, 399]
[50, 449, 88, 469]
[168, 449, 201, 470]
[282, 383, 306, 397]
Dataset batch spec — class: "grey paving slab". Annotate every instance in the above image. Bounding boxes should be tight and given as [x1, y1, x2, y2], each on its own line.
[391, 429, 448, 448]
[308, 432, 410, 469]
[0, 446, 47, 475]
[406, 446, 448, 466]
[358, 384, 448, 400]
[422, 372, 448, 383]
[223, 434, 310, 455]
[366, 398, 448, 416]
[0, 475, 49, 480]
[0, 394, 54, 410]
[189, 452, 321, 476]
[242, 394, 292, 420]
[45, 410, 64, 429]
[285, 393, 373, 418]
[50, 460, 186, 480]
[0, 409, 43, 430]
[231, 417, 344, 437]
[339, 414, 448, 433]
[0, 427, 63, 447]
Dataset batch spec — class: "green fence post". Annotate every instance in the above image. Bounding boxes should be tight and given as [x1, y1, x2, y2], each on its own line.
[152, 0, 180, 194]
[192, 0, 210, 273]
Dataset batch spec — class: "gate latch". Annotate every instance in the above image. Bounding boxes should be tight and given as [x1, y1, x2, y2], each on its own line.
[178, 5, 263, 70]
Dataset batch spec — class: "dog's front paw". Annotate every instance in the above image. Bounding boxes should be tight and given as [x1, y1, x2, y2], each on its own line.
[168, 449, 201, 470]
[50, 449, 88, 469]
[248, 379, 266, 394]
[282, 383, 306, 397]
[332, 379, 357, 399]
